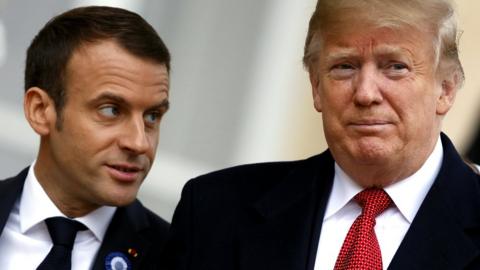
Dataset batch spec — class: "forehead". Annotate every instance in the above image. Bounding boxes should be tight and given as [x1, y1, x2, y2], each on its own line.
[68, 40, 167, 74]
[320, 25, 434, 59]
[63, 40, 169, 104]
[66, 40, 169, 87]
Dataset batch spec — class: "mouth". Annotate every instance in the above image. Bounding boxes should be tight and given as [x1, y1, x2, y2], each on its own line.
[105, 163, 144, 182]
[348, 119, 393, 133]
[109, 164, 141, 173]
[350, 118, 391, 125]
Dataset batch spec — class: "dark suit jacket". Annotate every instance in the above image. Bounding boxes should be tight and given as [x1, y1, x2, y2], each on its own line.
[0, 168, 169, 270]
[161, 134, 480, 270]
[467, 124, 480, 164]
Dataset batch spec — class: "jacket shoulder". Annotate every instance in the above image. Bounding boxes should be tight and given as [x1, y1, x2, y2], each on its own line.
[180, 153, 330, 205]
[0, 167, 29, 185]
[143, 205, 170, 237]
[194, 153, 327, 182]
[127, 199, 170, 240]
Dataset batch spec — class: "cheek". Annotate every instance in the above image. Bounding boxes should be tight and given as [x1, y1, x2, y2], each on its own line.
[388, 86, 438, 132]
[319, 82, 355, 128]
[68, 125, 119, 161]
[321, 108, 349, 147]
[320, 81, 349, 108]
[322, 94, 352, 125]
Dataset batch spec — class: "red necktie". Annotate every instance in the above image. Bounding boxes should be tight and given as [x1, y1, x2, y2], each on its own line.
[334, 188, 392, 270]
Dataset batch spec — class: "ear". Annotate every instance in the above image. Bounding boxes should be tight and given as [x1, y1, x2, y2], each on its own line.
[436, 71, 459, 115]
[24, 87, 57, 136]
[309, 70, 322, 112]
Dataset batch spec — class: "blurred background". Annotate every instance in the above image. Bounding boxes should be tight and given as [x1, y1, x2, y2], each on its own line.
[0, 0, 479, 221]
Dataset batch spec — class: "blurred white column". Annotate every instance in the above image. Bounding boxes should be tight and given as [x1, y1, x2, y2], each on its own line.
[232, 0, 316, 164]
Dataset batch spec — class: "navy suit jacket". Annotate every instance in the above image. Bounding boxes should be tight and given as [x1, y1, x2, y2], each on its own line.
[161, 134, 480, 270]
[0, 168, 169, 270]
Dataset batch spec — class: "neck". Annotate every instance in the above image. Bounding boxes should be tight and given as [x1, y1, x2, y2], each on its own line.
[336, 137, 439, 188]
[34, 146, 98, 218]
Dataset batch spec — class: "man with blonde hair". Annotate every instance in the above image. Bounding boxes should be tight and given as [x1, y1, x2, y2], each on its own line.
[162, 1, 480, 269]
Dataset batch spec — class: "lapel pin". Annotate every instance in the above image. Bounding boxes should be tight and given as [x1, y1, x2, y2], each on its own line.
[128, 248, 138, 258]
[105, 252, 132, 270]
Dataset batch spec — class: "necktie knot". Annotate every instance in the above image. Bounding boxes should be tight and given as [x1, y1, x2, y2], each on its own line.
[45, 217, 87, 249]
[354, 188, 392, 218]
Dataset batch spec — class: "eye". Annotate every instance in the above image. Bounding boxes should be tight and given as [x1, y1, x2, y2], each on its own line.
[98, 105, 119, 118]
[335, 63, 355, 69]
[389, 63, 408, 71]
[330, 63, 356, 79]
[144, 111, 162, 125]
[384, 62, 409, 78]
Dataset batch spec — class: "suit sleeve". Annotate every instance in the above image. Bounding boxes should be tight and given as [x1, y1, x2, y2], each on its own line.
[159, 179, 196, 270]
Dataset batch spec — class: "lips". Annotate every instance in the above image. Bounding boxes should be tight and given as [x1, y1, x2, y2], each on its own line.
[106, 163, 143, 182]
[109, 164, 140, 173]
[350, 118, 390, 125]
[348, 119, 393, 133]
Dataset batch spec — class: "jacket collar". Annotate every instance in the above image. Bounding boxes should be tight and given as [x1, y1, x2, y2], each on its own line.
[238, 151, 334, 270]
[0, 167, 28, 233]
[389, 133, 480, 269]
[252, 151, 334, 219]
[91, 200, 155, 270]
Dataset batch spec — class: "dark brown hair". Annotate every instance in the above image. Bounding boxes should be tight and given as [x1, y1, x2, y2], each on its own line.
[25, 5, 170, 114]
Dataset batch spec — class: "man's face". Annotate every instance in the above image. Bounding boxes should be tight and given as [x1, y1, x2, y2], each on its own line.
[311, 24, 455, 185]
[44, 40, 169, 213]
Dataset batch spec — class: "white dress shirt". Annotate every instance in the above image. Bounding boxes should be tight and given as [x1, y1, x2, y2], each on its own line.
[0, 163, 116, 270]
[314, 137, 443, 270]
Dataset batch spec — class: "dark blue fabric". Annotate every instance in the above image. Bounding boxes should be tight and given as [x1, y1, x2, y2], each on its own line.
[466, 125, 480, 164]
[37, 217, 86, 270]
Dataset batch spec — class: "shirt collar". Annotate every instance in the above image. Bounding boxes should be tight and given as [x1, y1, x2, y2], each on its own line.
[324, 136, 443, 223]
[19, 162, 117, 241]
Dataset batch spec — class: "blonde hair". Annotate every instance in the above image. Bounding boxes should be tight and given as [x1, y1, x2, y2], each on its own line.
[303, 0, 464, 84]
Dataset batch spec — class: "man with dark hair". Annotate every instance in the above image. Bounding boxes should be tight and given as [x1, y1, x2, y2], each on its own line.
[0, 6, 170, 269]
[162, 0, 480, 269]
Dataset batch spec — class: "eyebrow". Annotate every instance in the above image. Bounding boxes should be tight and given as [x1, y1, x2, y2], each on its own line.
[91, 92, 128, 106]
[324, 48, 358, 63]
[149, 99, 170, 112]
[325, 45, 408, 62]
[325, 44, 411, 66]
[89, 92, 169, 111]
[373, 45, 408, 57]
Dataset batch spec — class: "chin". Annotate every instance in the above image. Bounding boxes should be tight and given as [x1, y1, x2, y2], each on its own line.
[104, 191, 138, 207]
[351, 141, 394, 165]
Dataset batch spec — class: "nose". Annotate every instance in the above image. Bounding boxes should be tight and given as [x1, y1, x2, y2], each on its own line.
[118, 115, 150, 155]
[353, 64, 383, 106]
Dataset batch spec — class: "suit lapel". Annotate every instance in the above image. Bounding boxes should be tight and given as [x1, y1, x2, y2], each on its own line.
[91, 201, 153, 270]
[0, 167, 28, 234]
[389, 134, 480, 269]
[237, 151, 334, 270]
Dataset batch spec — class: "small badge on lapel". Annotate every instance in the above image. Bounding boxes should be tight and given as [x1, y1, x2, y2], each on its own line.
[105, 252, 132, 270]
[128, 248, 138, 258]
